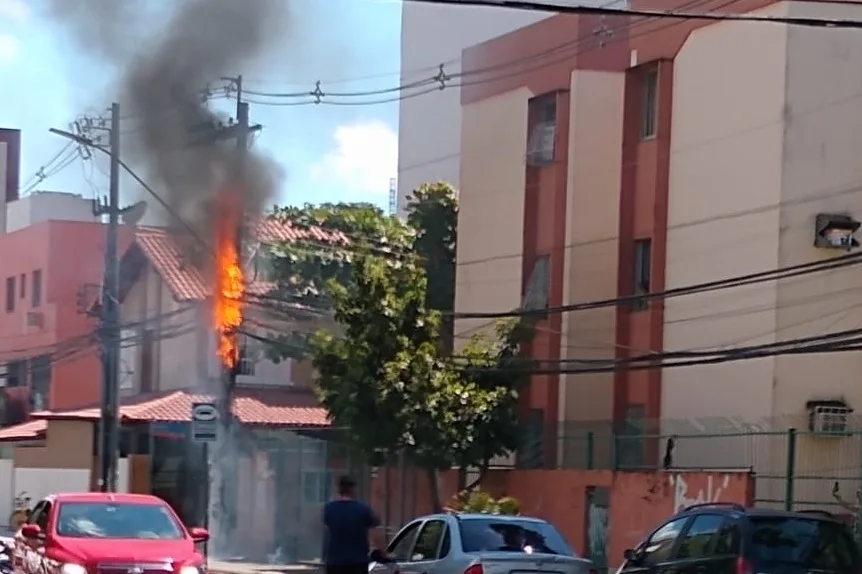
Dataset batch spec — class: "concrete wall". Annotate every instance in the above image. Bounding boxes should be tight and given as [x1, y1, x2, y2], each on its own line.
[454, 88, 530, 341]
[559, 70, 626, 454]
[6, 192, 97, 233]
[662, 5, 789, 436]
[396, 4, 556, 214]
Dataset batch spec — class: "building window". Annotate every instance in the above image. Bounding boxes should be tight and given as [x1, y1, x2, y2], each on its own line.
[31, 270, 42, 308]
[5, 277, 14, 313]
[641, 69, 658, 139]
[19, 274, 25, 299]
[527, 94, 557, 166]
[238, 335, 259, 377]
[139, 329, 155, 393]
[632, 239, 651, 310]
[29, 354, 50, 412]
[301, 470, 331, 505]
[5, 359, 28, 388]
[522, 254, 550, 317]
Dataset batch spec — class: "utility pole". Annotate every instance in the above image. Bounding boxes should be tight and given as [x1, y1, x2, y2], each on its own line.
[49, 105, 143, 494]
[92, 103, 122, 493]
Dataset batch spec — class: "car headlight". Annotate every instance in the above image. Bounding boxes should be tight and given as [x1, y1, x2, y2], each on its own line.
[61, 564, 87, 574]
[180, 566, 201, 574]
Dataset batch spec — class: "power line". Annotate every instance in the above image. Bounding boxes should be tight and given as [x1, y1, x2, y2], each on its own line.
[406, 0, 862, 28]
[452, 249, 862, 319]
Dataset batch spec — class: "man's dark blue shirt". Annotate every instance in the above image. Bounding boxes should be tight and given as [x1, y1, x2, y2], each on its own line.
[323, 498, 381, 566]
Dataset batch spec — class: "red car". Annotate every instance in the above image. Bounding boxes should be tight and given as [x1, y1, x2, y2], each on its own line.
[12, 492, 209, 574]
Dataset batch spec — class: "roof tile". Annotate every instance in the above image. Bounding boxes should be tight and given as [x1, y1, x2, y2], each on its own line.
[130, 218, 346, 302]
[32, 387, 329, 428]
[0, 420, 47, 442]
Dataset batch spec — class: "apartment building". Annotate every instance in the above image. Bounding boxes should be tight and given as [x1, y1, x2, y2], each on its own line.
[454, 0, 862, 486]
[0, 192, 121, 417]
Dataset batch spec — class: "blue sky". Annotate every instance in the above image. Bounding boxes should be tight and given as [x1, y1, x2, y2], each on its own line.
[0, 0, 401, 212]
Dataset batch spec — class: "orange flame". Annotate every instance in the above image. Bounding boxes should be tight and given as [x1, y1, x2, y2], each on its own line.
[212, 191, 244, 369]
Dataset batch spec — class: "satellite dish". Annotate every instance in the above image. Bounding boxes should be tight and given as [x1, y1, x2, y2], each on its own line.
[121, 201, 148, 226]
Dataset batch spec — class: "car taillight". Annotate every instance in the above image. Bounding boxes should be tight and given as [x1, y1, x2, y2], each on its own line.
[464, 564, 484, 574]
[735, 557, 753, 574]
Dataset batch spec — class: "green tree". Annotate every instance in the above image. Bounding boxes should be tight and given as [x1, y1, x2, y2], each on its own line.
[263, 192, 531, 511]
[405, 183, 458, 349]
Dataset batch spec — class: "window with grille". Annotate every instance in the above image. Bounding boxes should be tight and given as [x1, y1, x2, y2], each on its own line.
[632, 239, 651, 310]
[527, 94, 557, 166]
[238, 335, 259, 377]
[641, 69, 658, 139]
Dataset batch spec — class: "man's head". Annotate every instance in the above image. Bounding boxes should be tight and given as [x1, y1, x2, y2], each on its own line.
[337, 475, 356, 498]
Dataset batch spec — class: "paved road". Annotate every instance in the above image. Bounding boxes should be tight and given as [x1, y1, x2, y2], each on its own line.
[207, 560, 322, 574]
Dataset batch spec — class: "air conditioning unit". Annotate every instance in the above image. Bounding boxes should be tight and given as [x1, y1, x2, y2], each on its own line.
[809, 405, 852, 436]
[25, 312, 43, 328]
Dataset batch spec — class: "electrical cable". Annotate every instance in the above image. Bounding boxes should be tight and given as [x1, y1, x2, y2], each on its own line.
[451, 249, 862, 320]
[406, 0, 862, 28]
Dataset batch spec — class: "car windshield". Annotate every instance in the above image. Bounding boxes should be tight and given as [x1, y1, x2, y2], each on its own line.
[459, 518, 573, 556]
[56, 502, 184, 540]
[749, 517, 858, 570]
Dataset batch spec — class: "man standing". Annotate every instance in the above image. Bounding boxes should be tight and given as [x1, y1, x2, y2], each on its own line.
[323, 476, 382, 574]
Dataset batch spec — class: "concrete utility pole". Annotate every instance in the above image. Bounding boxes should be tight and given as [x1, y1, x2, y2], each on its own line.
[50, 103, 123, 492]
[92, 103, 122, 493]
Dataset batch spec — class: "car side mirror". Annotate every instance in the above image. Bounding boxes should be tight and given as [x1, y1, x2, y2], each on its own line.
[623, 549, 641, 563]
[20, 524, 41, 539]
[188, 527, 209, 542]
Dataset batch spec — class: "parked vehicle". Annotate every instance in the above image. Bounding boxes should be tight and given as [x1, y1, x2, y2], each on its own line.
[8, 492, 30, 532]
[12, 492, 209, 574]
[617, 502, 859, 574]
[370, 512, 594, 574]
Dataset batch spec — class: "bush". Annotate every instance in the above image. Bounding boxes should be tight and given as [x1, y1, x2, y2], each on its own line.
[448, 490, 520, 515]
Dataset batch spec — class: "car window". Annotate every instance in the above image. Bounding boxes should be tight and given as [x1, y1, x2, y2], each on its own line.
[642, 517, 688, 565]
[389, 522, 422, 561]
[749, 518, 858, 570]
[460, 518, 573, 556]
[412, 520, 446, 561]
[55, 502, 182, 539]
[26, 502, 47, 529]
[677, 514, 724, 559]
[714, 521, 741, 556]
[440, 527, 451, 558]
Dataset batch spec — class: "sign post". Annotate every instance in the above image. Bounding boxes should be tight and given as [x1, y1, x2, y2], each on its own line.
[191, 402, 218, 561]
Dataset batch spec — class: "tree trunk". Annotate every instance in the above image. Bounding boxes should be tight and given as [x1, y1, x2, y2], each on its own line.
[426, 468, 443, 513]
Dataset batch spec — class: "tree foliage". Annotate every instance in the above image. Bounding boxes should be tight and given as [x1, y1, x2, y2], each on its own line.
[265, 186, 531, 511]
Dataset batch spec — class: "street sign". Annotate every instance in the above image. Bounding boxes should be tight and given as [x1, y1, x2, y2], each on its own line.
[191, 402, 219, 443]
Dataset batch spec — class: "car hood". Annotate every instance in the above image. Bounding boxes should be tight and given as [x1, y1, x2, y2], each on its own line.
[53, 537, 198, 564]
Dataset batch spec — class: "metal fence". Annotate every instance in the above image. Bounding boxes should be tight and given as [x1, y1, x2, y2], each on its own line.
[547, 421, 862, 518]
[140, 418, 862, 562]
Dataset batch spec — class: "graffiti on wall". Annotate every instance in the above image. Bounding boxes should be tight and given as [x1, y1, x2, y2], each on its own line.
[669, 473, 731, 513]
[585, 486, 609, 568]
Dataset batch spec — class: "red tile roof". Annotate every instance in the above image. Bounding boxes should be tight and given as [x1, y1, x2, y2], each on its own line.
[32, 387, 330, 428]
[0, 420, 47, 442]
[128, 218, 346, 302]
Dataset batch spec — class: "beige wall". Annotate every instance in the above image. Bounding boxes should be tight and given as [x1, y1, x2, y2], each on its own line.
[119, 263, 199, 394]
[119, 260, 315, 393]
[662, 5, 789, 440]
[455, 88, 531, 342]
[559, 70, 625, 446]
[14, 420, 93, 469]
[663, 1, 862, 506]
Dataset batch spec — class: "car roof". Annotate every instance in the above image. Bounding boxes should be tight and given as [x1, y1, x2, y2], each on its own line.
[46, 492, 166, 505]
[421, 513, 547, 524]
[678, 505, 844, 523]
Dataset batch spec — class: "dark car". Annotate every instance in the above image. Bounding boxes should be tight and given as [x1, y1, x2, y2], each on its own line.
[617, 502, 859, 574]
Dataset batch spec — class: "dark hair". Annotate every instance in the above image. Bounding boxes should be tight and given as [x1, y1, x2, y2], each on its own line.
[338, 475, 356, 497]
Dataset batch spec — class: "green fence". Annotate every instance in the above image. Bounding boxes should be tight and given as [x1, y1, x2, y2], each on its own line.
[541, 423, 862, 524]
